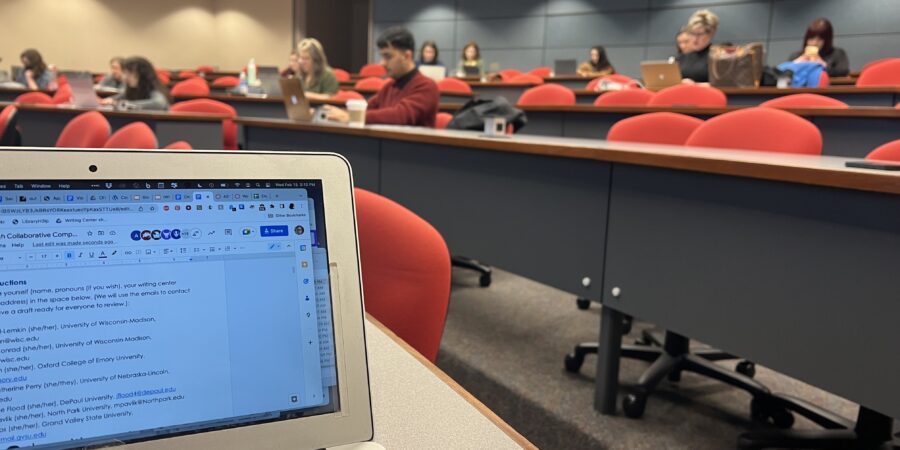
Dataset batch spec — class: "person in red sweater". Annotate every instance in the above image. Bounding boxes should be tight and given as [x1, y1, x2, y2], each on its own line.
[324, 27, 439, 128]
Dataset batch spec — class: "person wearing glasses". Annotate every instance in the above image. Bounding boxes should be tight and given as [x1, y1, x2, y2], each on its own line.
[676, 9, 719, 83]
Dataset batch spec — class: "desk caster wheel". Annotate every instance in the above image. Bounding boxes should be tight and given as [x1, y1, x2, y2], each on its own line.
[564, 352, 584, 373]
[622, 393, 646, 418]
[576, 297, 591, 310]
[751, 398, 794, 429]
[736, 360, 756, 378]
[479, 273, 491, 287]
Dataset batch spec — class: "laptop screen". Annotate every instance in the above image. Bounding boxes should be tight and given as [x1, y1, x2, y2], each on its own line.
[0, 180, 339, 448]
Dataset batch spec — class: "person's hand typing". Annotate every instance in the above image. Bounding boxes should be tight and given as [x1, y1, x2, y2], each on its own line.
[322, 104, 350, 123]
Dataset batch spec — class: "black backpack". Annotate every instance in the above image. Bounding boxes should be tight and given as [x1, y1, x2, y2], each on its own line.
[446, 97, 528, 132]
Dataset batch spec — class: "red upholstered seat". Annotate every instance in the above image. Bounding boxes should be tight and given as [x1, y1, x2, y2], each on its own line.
[860, 57, 900, 74]
[648, 84, 727, 107]
[593, 89, 655, 106]
[517, 84, 576, 106]
[354, 77, 388, 90]
[164, 140, 193, 150]
[685, 107, 822, 155]
[435, 112, 453, 129]
[436, 77, 473, 94]
[528, 67, 553, 78]
[0, 106, 18, 145]
[760, 93, 848, 108]
[211, 76, 240, 88]
[359, 64, 387, 78]
[331, 90, 366, 102]
[196, 65, 216, 74]
[171, 99, 237, 150]
[14, 92, 54, 105]
[355, 188, 451, 362]
[607, 112, 704, 145]
[333, 68, 351, 82]
[507, 73, 544, 85]
[856, 59, 900, 87]
[55, 111, 110, 148]
[499, 69, 523, 81]
[52, 83, 73, 104]
[178, 70, 199, 79]
[104, 122, 158, 149]
[865, 140, 900, 162]
[156, 70, 171, 85]
[171, 79, 210, 96]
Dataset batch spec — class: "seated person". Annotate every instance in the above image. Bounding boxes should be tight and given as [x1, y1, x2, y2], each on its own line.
[417, 40, 444, 68]
[97, 57, 125, 91]
[17, 48, 55, 90]
[675, 28, 692, 56]
[296, 38, 339, 100]
[456, 41, 485, 78]
[787, 18, 849, 77]
[281, 50, 300, 78]
[676, 9, 719, 83]
[101, 56, 170, 111]
[577, 45, 615, 77]
[324, 27, 439, 128]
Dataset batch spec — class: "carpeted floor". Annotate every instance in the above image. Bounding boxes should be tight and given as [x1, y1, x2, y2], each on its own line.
[436, 267, 899, 449]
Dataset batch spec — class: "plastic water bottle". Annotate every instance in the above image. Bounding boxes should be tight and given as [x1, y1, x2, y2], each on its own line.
[238, 72, 248, 95]
[247, 58, 258, 86]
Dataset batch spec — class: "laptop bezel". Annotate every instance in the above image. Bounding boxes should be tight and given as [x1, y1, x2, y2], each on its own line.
[0, 148, 374, 450]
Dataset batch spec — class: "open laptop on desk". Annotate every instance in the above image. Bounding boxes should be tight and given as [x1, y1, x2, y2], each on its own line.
[68, 73, 102, 108]
[258, 66, 283, 97]
[553, 59, 577, 76]
[279, 77, 314, 122]
[418, 65, 446, 81]
[0, 149, 375, 449]
[640, 60, 682, 90]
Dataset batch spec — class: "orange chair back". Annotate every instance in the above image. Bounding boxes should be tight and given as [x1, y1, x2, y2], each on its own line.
[52, 84, 73, 104]
[760, 93, 849, 109]
[856, 59, 900, 87]
[354, 77, 388, 91]
[171, 99, 237, 150]
[164, 140, 193, 150]
[56, 111, 111, 148]
[359, 64, 387, 78]
[594, 89, 655, 106]
[436, 78, 473, 94]
[15, 92, 54, 105]
[333, 68, 351, 82]
[517, 84, 576, 106]
[498, 69, 523, 81]
[649, 84, 727, 107]
[435, 112, 453, 129]
[331, 90, 366, 102]
[211, 76, 240, 88]
[196, 65, 216, 74]
[528, 67, 552, 78]
[104, 122, 158, 149]
[607, 112, 704, 145]
[865, 140, 900, 162]
[508, 73, 544, 85]
[685, 107, 822, 155]
[171, 80, 211, 97]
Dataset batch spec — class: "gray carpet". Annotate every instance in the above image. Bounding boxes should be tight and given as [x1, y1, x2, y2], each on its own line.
[436, 267, 899, 449]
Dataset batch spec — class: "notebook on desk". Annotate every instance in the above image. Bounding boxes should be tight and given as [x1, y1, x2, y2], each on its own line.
[0, 149, 375, 449]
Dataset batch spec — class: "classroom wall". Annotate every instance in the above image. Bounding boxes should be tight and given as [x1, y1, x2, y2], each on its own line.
[0, 0, 293, 73]
[371, 0, 900, 78]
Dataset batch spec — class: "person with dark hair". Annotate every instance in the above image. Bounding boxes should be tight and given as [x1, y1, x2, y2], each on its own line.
[577, 45, 615, 77]
[101, 56, 170, 111]
[324, 26, 439, 128]
[98, 57, 125, 91]
[456, 41, 484, 77]
[675, 28, 692, 56]
[787, 18, 849, 77]
[418, 40, 444, 68]
[17, 49, 55, 90]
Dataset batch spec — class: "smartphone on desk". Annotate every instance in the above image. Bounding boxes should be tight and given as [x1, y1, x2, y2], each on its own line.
[845, 160, 900, 171]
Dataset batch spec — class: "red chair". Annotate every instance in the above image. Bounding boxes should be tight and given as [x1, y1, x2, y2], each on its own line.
[648, 84, 727, 107]
[498, 69, 523, 81]
[331, 90, 365, 102]
[0, 106, 18, 145]
[528, 67, 553, 78]
[104, 122, 158, 149]
[196, 65, 216, 74]
[435, 112, 453, 129]
[178, 70, 199, 79]
[156, 70, 171, 85]
[55, 111, 111, 148]
[354, 77, 388, 91]
[359, 64, 386, 78]
[93, 73, 104, 83]
[864, 139, 900, 162]
[856, 59, 900, 87]
[183, 76, 208, 85]
[171, 80, 210, 97]
[52, 84, 73, 104]
[593, 89, 655, 106]
[760, 93, 849, 109]
[171, 99, 238, 150]
[896, 103, 900, 110]
[436, 78, 473, 94]
[607, 112, 704, 145]
[685, 107, 822, 155]
[517, 84, 576, 106]
[164, 140, 193, 150]
[15, 92, 54, 105]
[355, 188, 451, 362]
[586, 74, 636, 91]
[333, 68, 351, 82]
[507, 73, 544, 85]
[818, 71, 830, 87]
[860, 57, 900, 74]
[211, 76, 240, 88]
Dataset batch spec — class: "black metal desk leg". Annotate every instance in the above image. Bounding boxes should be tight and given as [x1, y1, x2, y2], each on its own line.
[595, 305, 624, 414]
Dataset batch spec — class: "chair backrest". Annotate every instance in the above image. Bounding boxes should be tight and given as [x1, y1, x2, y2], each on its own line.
[333, 68, 351, 82]
[14, 92, 54, 105]
[196, 65, 216, 74]
[860, 57, 900, 74]
[164, 140, 193, 150]
[517, 83, 576, 106]
[586, 74, 635, 90]
[178, 70, 199, 79]
[0, 106, 18, 144]
[435, 112, 453, 129]
[211, 76, 240, 87]
[865, 139, 900, 162]
[359, 63, 387, 78]
[171, 80, 211, 96]
[818, 71, 830, 87]
[856, 59, 900, 87]
[498, 69, 523, 81]
[52, 83, 73, 104]
[104, 122, 158, 149]
[156, 69, 171, 85]
[436, 77, 473, 94]
[507, 73, 544, 85]
[685, 107, 822, 155]
[354, 188, 451, 362]
[171, 99, 237, 150]
[528, 67, 552, 78]
[354, 77, 388, 91]
[759, 93, 849, 109]
[55, 111, 111, 148]
[607, 112, 704, 145]
[331, 90, 366, 102]
[648, 84, 727, 107]
[593, 89, 655, 106]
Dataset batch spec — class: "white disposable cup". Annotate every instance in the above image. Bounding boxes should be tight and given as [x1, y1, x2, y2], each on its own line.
[346, 100, 368, 128]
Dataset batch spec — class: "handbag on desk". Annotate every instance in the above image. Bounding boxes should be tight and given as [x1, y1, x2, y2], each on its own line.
[708, 43, 765, 88]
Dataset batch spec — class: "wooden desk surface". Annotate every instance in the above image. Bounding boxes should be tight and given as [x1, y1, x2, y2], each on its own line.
[236, 118, 900, 196]
[17, 104, 230, 122]
[175, 93, 354, 107]
[573, 86, 900, 98]
[515, 104, 900, 119]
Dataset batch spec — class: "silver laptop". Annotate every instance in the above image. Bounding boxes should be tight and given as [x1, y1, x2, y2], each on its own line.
[69, 73, 101, 108]
[553, 59, 577, 76]
[640, 60, 683, 90]
[0, 149, 374, 449]
[418, 65, 446, 81]
[258, 66, 282, 96]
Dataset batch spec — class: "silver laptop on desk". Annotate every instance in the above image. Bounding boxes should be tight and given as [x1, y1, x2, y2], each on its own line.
[258, 66, 282, 97]
[69, 73, 101, 108]
[418, 65, 446, 81]
[0, 149, 375, 449]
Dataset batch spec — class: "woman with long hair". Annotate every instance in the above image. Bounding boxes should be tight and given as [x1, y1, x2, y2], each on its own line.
[456, 41, 484, 77]
[577, 45, 615, 77]
[17, 49, 55, 90]
[296, 38, 339, 100]
[787, 18, 849, 77]
[101, 56, 170, 110]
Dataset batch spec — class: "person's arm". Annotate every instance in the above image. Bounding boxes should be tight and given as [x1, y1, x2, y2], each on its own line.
[24, 70, 39, 90]
[827, 48, 850, 77]
[124, 91, 170, 111]
[365, 81, 437, 126]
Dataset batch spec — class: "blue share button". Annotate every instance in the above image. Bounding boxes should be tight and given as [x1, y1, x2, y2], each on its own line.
[260, 225, 289, 237]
